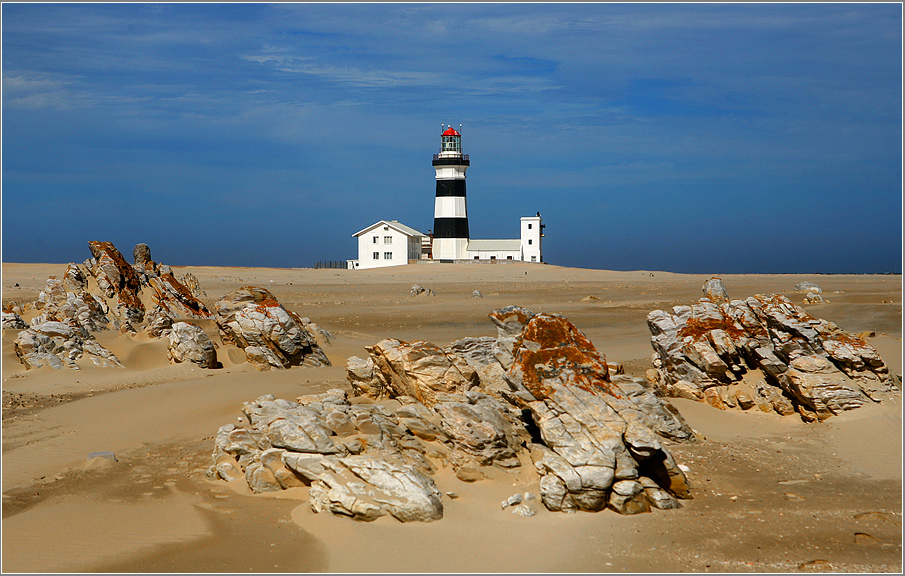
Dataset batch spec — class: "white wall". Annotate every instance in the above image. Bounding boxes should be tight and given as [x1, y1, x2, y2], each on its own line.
[357, 225, 421, 269]
[520, 216, 542, 263]
[465, 249, 520, 261]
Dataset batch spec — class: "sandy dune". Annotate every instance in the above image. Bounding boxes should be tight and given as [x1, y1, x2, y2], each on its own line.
[2, 262, 901, 572]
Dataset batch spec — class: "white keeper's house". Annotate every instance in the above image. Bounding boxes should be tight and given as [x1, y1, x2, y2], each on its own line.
[347, 125, 543, 270]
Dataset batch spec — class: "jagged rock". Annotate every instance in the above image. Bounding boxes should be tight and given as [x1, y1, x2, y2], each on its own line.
[410, 284, 436, 297]
[648, 293, 897, 420]
[778, 355, 866, 419]
[217, 308, 694, 521]
[167, 322, 217, 368]
[804, 292, 826, 304]
[794, 282, 822, 293]
[13, 321, 122, 370]
[299, 317, 333, 347]
[702, 276, 729, 303]
[148, 273, 211, 318]
[434, 392, 524, 470]
[214, 286, 330, 370]
[208, 392, 444, 521]
[133, 243, 153, 272]
[35, 277, 67, 310]
[144, 305, 175, 338]
[350, 339, 477, 406]
[297, 455, 443, 522]
[444, 336, 509, 396]
[488, 305, 536, 369]
[87, 241, 145, 323]
[62, 264, 88, 292]
[2, 311, 27, 330]
[178, 272, 207, 300]
[505, 313, 691, 513]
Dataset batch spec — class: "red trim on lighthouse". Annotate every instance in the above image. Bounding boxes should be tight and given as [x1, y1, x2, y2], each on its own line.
[441, 127, 461, 136]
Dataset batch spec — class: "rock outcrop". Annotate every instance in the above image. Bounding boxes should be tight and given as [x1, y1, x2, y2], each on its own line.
[8, 242, 330, 374]
[504, 313, 692, 512]
[13, 321, 122, 370]
[167, 322, 217, 368]
[211, 307, 693, 522]
[207, 391, 443, 522]
[647, 280, 897, 420]
[2, 311, 28, 330]
[346, 339, 476, 404]
[214, 287, 330, 370]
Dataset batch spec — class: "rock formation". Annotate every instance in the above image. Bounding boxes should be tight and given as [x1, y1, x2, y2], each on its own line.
[167, 322, 218, 368]
[207, 391, 443, 522]
[211, 307, 693, 521]
[14, 321, 122, 370]
[214, 286, 330, 370]
[8, 241, 217, 370]
[647, 279, 897, 421]
[8, 242, 330, 373]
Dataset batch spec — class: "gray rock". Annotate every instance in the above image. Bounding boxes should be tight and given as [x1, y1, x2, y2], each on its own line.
[304, 455, 444, 522]
[62, 264, 88, 292]
[506, 313, 691, 513]
[794, 281, 822, 293]
[13, 322, 122, 370]
[349, 338, 476, 406]
[167, 322, 217, 368]
[702, 276, 729, 303]
[648, 293, 897, 420]
[133, 243, 153, 270]
[215, 286, 330, 370]
[145, 305, 175, 338]
[2, 311, 27, 330]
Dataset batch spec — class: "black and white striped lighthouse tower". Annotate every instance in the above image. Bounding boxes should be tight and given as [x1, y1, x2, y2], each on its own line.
[432, 124, 470, 260]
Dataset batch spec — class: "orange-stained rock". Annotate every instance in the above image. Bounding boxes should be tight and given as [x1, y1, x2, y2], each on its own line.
[214, 286, 329, 370]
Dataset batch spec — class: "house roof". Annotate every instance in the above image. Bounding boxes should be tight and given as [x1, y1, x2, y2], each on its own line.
[466, 239, 521, 252]
[352, 220, 424, 238]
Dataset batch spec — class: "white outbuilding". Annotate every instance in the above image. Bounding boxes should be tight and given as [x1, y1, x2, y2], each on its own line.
[348, 220, 425, 269]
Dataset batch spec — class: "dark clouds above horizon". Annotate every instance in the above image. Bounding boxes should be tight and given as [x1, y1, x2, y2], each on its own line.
[2, 3, 902, 273]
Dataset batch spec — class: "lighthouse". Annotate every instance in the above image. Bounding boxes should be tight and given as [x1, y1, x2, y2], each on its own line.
[432, 124, 470, 260]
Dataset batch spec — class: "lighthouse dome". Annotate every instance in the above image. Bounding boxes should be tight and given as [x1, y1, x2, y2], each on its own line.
[441, 127, 461, 137]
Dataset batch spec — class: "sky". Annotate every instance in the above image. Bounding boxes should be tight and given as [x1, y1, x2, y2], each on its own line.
[2, 2, 902, 273]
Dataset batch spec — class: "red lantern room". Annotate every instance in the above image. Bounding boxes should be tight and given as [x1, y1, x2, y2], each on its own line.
[440, 125, 462, 155]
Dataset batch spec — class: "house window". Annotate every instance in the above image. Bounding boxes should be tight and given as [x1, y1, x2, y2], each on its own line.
[531, 256, 537, 262]
[384, 236, 392, 244]
[373, 236, 378, 244]
[373, 252, 379, 260]
[528, 224, 532, 229]
[507, 256, 513, 260]
[490, 256, 496, 260]
[474, 256, 479, 260]
[528, 239, 533, 245]
[384, 252, 392, 260]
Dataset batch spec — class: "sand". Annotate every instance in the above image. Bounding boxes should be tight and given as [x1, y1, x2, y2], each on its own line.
[2, 262, 901, 572]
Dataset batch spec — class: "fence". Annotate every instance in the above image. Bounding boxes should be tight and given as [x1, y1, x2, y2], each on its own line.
[313, 260, 347, 269]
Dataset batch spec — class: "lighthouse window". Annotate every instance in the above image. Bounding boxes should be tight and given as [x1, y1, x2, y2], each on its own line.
[528, 239, 533, 245]
[384, 236, 393, 244]
[384, 252, 392, 260]
[528, 224, 532, 229]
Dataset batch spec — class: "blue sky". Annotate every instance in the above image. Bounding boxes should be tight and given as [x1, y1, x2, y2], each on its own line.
[2, 3, 902, 273]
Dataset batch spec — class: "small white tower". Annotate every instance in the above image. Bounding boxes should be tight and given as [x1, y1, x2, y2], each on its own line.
[432, 124, 469, 260]
[521, 214, 543, 263]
